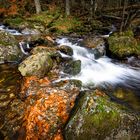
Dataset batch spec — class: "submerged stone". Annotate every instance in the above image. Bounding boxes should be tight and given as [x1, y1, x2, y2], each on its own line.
[64, 90, 140, 140]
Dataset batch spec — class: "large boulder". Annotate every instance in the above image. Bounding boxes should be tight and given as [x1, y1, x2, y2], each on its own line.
[20, 76, 80, 139]
[108, 30, 140, 58]
[18, 52, 53, 78]
[0, 31, 22, 63]
[83, 37, 106, 59]
[64, 90, 140, 140]
[83, 37, 105, 49]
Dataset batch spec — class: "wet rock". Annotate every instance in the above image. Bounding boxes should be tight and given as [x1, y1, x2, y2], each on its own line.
[0, 31, 22, 63]
[83, 37, 106, 58]
[53, 79, 82, 91]
[108, 30, 140, 58]
[92, 48, 105, 59]
[20, 76, 80, 139]
[30, 45, 62, 81]
[58, 45, 73, 56]
[63, 60, 81, 75]
[21, 27, 41, 35]
[31, 45, 57, 55]
[125, 56, 140, 67]
[83, 37, 105, 49]
[18, 52, 53, 78]
[65, 89, 140, 140]
[111, 88, 140, 112]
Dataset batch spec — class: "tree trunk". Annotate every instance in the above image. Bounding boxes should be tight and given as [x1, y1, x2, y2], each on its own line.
[90, 0, 93, 19]
[120, 0, 127, 32]
[66, 0, 70, 16]
[34, 0, 42, 14]
[93, 0, 97, 18]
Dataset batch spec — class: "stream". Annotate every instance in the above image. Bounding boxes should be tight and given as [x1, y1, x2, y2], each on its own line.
[56, 38, 140, 88]
[56, 37, 140, 111]
[1, 24, 140, 111]
[1, 24, 140, 139]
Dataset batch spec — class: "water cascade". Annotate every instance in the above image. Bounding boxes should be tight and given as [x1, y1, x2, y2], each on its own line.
[56, 38, 140, 90]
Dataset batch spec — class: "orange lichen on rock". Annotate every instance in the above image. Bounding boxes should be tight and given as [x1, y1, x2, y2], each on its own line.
[21, 76, 80, 140]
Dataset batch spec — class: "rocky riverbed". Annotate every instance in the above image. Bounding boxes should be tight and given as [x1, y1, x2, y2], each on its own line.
[0, 25, 140, 140]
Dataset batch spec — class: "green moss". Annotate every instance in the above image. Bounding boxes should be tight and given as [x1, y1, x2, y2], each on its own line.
[89, 97, 120, 128]
[4, 17, 25, 27]
[80, 94, 121, 137]
[108, 30, 140, 58]
[64, 90, 132, 140]
[27, 12, 53, 25]
[52, 16, 82, 33]
[27, 10, 61, 26]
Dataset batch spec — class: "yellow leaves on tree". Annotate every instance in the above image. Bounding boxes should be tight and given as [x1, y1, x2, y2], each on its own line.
[7, 4, 18, 16]
[0, 0, 31, 16]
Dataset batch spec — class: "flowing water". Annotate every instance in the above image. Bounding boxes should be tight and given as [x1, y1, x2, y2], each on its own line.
[0, 24, 22, 35]
[56, 38, 140, 88]
[56, 37, 140, 111]
[1, 24, 140, 111]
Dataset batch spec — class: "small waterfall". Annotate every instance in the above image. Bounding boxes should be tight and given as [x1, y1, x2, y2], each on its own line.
[19, 41, 30, 55]
[56, 38, 140, 89]
[0, 24, 22, 35]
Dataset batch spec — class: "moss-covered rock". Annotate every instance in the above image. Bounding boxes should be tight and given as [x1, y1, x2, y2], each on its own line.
[83, 37, 105, 49]
[108, 30, 140, 58]
[31, 46, 56, 54]
[65, 90, 140, 140]
[4, 17, 25, 28]
[58, 45, 73, 56]
[0, 31, 22, 63]
[63, 59, 81, 75]
[18, 52, 53, 78]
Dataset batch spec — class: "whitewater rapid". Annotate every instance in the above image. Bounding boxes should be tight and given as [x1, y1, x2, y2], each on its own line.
[56, 38, 140, 89]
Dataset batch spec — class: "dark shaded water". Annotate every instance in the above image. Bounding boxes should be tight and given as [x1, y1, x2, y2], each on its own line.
[0, 63, 22, 107]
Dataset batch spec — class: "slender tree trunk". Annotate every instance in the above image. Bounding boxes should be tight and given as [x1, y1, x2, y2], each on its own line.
[66, 0, 70, 16]
[120, 0, 127, 32]
[90, 0, 94, 20]
[93, 0, 97, 18]
[34, 0, 42, 14]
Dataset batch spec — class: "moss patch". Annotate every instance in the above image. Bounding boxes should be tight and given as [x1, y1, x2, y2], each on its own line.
[65, 89, 140, 140]
[52, 16, 82, 33]
[4, 17, 25, 28]
[108, 30, 140, 58]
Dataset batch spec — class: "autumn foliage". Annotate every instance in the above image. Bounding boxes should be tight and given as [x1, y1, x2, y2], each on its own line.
[0, 0, 33, 16]
[20, 76, 79, 140]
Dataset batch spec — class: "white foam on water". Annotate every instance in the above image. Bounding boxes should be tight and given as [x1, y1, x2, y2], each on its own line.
[56, 38, 140, 87]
